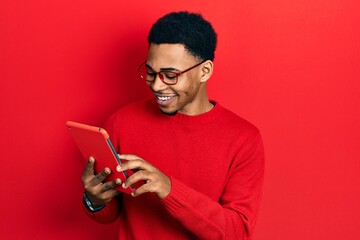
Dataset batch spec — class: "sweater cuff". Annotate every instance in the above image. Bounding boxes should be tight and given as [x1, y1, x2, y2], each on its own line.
[161, 177, 190, 214]
[83, 192, 105, 212]
[83, 197, 120, 224]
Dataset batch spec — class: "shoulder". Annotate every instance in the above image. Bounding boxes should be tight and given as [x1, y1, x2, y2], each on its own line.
[104, 98, 158, 140]
[110, 98, 158, 120]
[104, 98, 159, 129]
[214, 103, 264, 160]
[214, 102, 260, 136]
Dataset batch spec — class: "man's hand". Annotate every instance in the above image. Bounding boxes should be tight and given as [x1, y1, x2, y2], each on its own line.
[82, 157, 121, 207]
[117, 154, 171, 199]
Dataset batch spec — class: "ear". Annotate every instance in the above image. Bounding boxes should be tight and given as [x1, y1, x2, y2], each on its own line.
[200, 60, 214, 83]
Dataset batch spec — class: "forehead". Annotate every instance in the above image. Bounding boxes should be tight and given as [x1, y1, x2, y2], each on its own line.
[147, 43, 195, 68]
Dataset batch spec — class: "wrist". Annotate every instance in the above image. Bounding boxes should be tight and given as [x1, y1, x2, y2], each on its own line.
[83, 192, 105, 212]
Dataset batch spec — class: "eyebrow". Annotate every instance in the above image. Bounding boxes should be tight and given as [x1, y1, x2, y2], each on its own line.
[145, 63, 180, 72]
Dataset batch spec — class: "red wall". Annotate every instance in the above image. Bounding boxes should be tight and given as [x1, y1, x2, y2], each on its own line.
[1, 1, 359, 239]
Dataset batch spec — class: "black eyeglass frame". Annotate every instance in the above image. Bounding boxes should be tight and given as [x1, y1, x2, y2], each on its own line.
[137, 60, 206, 85]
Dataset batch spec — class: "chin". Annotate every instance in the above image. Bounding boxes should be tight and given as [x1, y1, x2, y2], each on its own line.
[160, 108, 178, 116]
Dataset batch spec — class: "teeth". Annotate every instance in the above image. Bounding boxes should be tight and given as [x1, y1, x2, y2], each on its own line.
[157, 96, 173, 101]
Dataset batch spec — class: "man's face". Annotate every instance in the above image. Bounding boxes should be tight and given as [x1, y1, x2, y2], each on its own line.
[146, 43, 206, 116]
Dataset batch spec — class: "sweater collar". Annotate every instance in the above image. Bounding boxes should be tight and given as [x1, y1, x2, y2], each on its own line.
[154, 99, 224, 124]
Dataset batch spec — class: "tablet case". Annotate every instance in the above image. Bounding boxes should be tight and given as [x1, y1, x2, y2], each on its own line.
[66, 121, 142, 194]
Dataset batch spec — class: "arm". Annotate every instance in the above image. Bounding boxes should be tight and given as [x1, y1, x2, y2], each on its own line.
[161, 133, 264, 239]
[118, 133, 265, 239]
[81, 157, 122, 224]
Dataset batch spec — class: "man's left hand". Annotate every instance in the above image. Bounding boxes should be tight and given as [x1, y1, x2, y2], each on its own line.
[116, 154, 171, 199]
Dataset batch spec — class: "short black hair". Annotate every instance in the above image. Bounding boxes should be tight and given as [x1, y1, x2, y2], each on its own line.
[148, 11, 217, 61]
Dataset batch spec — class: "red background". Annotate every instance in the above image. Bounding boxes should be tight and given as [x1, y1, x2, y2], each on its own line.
[1, 1, 359, 239]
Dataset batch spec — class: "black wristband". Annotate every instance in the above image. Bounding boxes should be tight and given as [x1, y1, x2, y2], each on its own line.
[83, 192, 105, 213]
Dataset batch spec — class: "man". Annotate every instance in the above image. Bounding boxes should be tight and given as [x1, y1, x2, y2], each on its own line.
[82, 11, 264, 239]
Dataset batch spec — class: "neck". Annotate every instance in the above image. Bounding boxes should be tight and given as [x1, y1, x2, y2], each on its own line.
[178, 98, 214, 116]
[178, 87, 213, 116]
[202, 101, 215, 113]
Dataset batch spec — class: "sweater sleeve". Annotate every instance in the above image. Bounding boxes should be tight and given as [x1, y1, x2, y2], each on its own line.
[82, 113, 123, 224]
[83, 197, 121, 224]
[161, 133, 265, 240]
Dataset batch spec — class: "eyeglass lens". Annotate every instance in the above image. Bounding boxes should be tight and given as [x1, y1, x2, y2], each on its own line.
[139, 66, 179, 84]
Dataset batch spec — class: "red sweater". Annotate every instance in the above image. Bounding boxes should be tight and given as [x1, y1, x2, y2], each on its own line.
[85, 99, 264, 240]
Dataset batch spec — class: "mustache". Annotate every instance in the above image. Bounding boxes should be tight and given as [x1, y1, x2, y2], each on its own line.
[151, 90, 178, 96]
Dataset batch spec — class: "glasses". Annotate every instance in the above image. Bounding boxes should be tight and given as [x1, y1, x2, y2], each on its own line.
[137, 60, 206, 85]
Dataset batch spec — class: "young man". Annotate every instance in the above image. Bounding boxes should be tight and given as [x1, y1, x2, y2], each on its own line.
[82, 11, 264, 239]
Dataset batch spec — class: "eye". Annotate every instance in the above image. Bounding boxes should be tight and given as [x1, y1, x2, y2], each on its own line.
[147, 71, 156, 76]
[165, 75, 176, 80]
[164, 72, 178, 79]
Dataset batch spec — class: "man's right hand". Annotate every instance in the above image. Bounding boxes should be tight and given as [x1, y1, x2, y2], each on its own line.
[82, 157, 121, 208]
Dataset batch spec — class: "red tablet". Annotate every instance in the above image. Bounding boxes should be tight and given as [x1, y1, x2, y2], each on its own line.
[66, 121, 142, 194]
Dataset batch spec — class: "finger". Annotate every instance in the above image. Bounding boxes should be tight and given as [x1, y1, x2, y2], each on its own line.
[131, 182, 153, 197]
[117, 158, 153, 172]
[125, 170, 171, 199]
[86, 188, 120, 206]
[122, 170, 148, 189]
[118, 154, 143, 161]
[91, 167, 111, 185]
[101, 189, 121, 203]
[82, 157, 95, 183]
[100, 178, 122, 193]
[131, 177, 171, 199]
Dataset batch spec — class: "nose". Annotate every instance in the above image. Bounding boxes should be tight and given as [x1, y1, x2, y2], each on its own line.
[150, 73, 167, 92]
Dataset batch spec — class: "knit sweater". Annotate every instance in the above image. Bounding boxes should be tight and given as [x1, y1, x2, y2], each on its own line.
[85, 98, 265, 240]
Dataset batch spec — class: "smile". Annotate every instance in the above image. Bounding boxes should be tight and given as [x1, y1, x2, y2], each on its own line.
[154, 94, 177, 106]
[157, 96, 174, 101]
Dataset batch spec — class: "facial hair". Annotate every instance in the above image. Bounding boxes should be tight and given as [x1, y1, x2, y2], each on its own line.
[160, 109, 178, 116]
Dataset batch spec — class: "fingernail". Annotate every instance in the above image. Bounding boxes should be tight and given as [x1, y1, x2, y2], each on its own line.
[131, 192, 135, 197]
[115, 179, 121, 185]
[122, 183, 126, 188]
[116, 165, 121, 172]
[89, 157, 94, 162]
